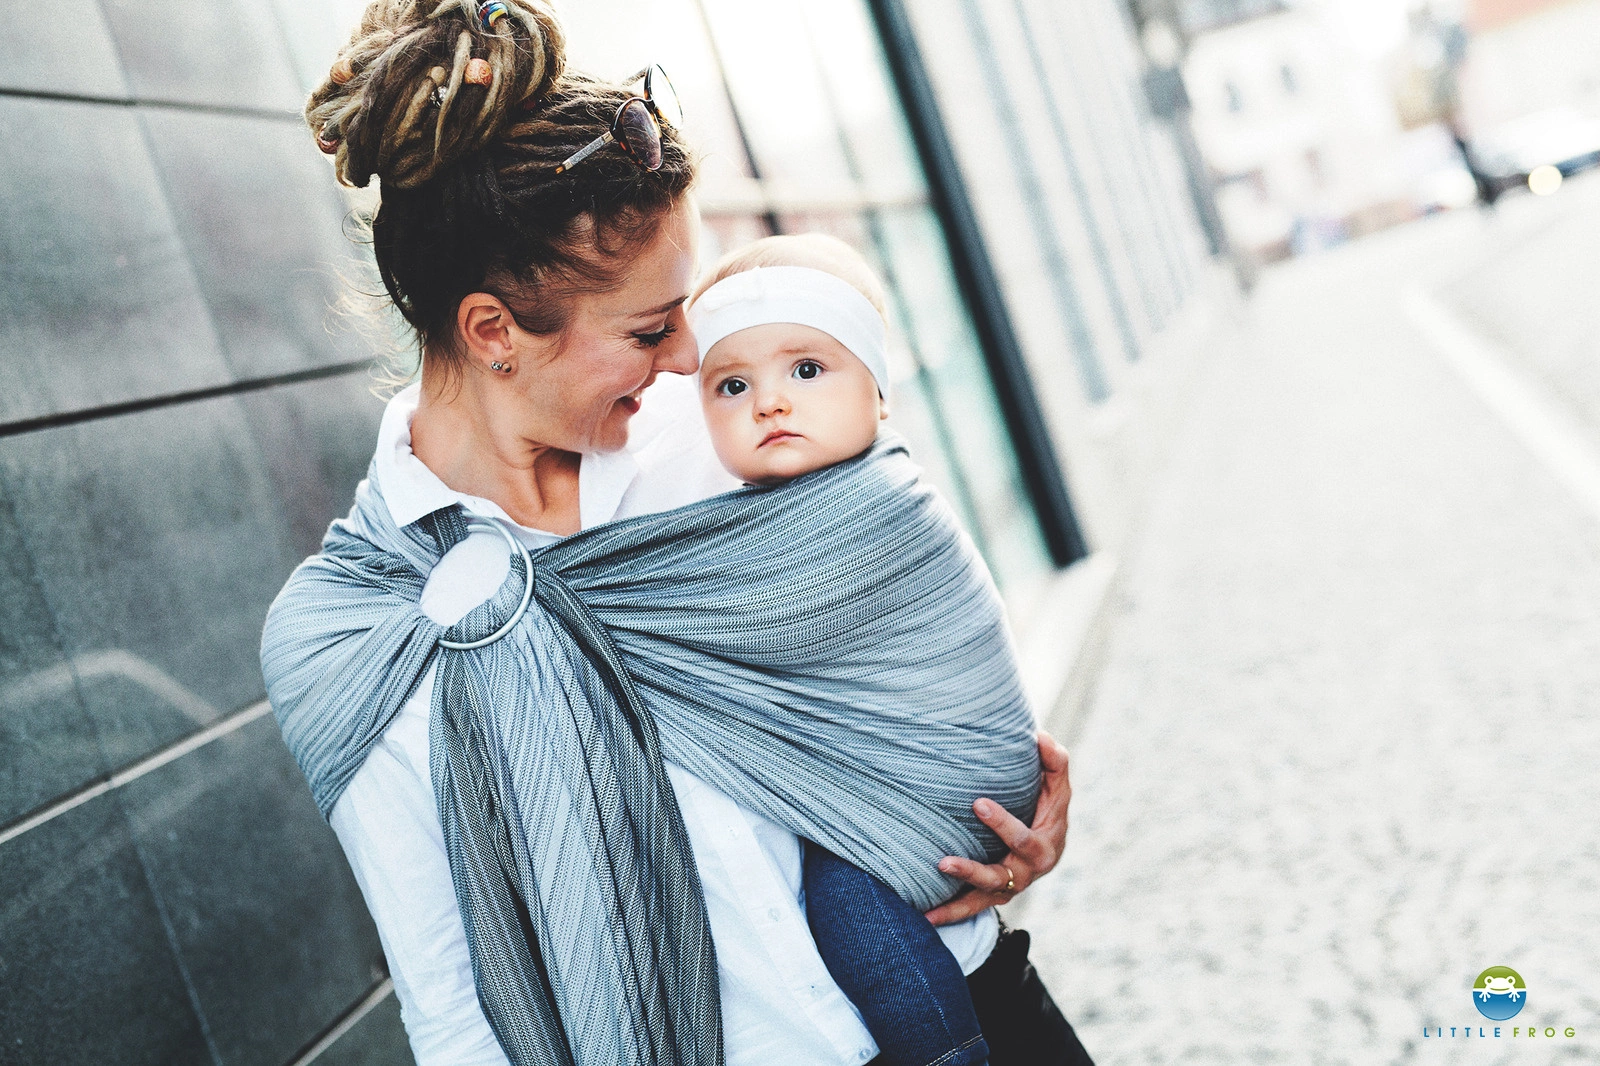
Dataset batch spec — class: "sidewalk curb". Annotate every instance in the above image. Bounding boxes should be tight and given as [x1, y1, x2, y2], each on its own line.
[1016, 551, 1121, 748]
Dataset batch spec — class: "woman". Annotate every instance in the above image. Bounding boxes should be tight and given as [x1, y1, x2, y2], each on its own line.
[274, 1, 1087, 1062]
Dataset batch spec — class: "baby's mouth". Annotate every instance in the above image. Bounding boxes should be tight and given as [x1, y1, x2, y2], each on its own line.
[759, 429, 802, 447]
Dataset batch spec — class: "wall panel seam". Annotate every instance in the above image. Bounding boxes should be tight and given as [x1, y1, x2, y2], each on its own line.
[0, 84, 302, 122]
[0, 699, 272, 848]
[284, 978, 397, 1066]
[0, 360, 376, 439]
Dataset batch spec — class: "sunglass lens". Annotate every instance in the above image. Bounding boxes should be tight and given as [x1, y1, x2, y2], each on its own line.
[647, 65, 684, 130]
[617, 98, 662, 170]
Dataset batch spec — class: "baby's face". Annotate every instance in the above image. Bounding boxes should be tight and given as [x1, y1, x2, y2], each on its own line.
[698, 322, 888, 486]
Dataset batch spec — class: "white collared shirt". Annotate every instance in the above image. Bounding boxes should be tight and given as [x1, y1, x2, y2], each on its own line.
[328, 375, 996, 1066]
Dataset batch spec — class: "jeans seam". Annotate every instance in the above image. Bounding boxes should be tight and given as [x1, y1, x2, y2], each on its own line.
[857, 874, 961, 1054]
[921, 1032, 987, 1066]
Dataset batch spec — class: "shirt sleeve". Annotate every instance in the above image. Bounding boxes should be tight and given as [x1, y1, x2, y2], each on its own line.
[328, 665, 511, 1066]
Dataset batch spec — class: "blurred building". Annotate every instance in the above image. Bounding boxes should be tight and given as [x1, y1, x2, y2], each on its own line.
[1392, 4, 1469, 130]
[1177, 2, 1417, 260]
[0, 0, 1211, 1060]
[1458, 0, 1600, 129]
[1169, 0, 1285, 32]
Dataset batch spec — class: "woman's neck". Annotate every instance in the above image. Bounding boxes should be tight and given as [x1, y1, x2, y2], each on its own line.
[410, 373, 583, 535]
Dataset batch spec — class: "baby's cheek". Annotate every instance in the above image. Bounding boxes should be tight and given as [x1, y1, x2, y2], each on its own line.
[701, 400, 741, 441]
[842, 402, 883, 455]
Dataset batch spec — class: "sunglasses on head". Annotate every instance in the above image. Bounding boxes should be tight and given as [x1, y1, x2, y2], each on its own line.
[551, 64, 684, 176]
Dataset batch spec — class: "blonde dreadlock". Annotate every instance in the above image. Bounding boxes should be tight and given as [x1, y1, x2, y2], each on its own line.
[306, 0, 565, 189]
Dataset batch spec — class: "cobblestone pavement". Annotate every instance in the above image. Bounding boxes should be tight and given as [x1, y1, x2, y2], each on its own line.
[1010, 191, 1600, 1064]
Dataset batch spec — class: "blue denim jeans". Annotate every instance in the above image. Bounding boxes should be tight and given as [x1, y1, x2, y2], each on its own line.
[803, 842, 989, 1066]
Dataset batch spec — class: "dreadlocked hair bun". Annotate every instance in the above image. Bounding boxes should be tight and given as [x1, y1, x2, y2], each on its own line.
[303, 1, 697, 364]
[307, 0, 565, 189]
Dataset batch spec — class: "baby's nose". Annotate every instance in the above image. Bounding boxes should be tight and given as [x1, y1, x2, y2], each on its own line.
[755, 388, 791, 417]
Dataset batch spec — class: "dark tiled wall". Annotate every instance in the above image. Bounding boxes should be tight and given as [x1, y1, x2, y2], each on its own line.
[0, 2, 413, 1062]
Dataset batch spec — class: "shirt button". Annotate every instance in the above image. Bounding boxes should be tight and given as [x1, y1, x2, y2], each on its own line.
[858, 1049, 873, 1061]
[766, 907, 781, 921]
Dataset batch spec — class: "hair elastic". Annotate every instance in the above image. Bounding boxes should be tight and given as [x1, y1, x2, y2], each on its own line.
[479, 1, 509, 31]
[689, 266, 890, 399]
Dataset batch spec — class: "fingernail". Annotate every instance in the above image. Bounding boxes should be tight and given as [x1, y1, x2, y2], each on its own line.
[939, 859, 956, 873]
[975, 799, 995, 816]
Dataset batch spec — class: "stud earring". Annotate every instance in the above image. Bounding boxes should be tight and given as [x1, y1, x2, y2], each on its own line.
[490, 361, 511, 373]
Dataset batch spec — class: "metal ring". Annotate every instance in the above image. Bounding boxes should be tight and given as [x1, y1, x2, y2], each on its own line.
[1000, 865, 1017, 896]
[437, 518, 535, 650]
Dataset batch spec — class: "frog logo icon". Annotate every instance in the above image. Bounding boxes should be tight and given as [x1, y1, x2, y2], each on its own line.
[1473, 966, 1527, 1021]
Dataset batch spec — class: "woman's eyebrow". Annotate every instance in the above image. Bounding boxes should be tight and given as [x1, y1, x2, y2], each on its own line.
[627, 294, 688, 319]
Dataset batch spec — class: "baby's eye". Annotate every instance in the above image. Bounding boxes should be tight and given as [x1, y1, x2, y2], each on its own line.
[793, 360, 823, 381]
[716, 377, 748, 397]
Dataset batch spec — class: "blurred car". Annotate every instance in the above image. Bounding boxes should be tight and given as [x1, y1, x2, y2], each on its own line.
[1467, 107, 1600, 198]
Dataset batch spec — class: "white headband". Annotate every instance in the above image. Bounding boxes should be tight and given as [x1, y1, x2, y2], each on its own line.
[689, 265, 890, 399]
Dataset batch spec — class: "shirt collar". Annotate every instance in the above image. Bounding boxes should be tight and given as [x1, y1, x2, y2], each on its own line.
[373, 382, 641, 533]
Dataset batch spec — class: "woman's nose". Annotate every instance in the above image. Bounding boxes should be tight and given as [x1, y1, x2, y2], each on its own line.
[657, 322, 700, 376]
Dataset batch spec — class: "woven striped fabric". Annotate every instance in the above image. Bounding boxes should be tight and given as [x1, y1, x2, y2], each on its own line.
[260, 433, 1041, 1066]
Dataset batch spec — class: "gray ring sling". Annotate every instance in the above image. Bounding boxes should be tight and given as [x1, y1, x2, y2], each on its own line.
[260, 434, 1041, 1066]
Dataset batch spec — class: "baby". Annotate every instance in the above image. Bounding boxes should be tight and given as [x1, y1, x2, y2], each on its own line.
[692, 236, 890, 487]
[689, 234, 993, 1066]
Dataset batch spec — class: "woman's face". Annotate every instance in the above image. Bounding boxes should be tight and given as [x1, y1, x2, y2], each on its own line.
[505, 202, 701, 454]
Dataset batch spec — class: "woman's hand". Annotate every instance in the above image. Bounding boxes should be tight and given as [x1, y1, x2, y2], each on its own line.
[925, 731, 1072, 926]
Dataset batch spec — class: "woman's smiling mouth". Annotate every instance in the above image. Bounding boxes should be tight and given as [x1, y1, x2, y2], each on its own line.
[617, 373, 660, 415]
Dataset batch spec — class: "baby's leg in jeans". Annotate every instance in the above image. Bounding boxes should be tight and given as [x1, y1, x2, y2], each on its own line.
[803, 842, 989, 1066]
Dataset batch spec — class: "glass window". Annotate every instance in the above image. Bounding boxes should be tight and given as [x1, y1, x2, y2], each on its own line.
[872, 205, 1048, 587]
[558, 0, 1056, 592]
[794, 0, 926, 205]
[694, 0, 858, 205]
[560, 0, 761, 210]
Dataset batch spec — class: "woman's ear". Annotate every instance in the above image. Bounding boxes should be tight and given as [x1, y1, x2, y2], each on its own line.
[457, 293, 517, 371]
